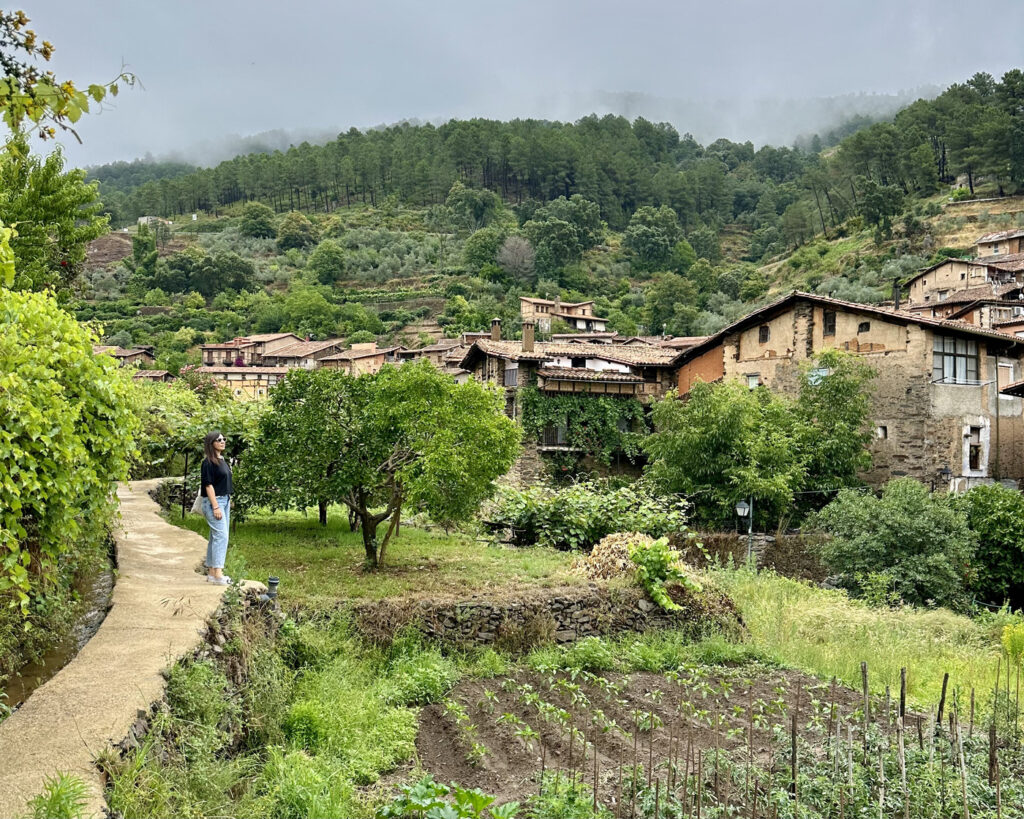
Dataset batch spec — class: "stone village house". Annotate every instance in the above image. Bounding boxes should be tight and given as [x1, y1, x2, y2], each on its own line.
[674, 291, 1024, 491]
[459, 319, 682, 451]
[519, 296, 610, 333]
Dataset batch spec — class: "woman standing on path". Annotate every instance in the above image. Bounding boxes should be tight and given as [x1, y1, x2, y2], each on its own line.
[201, 430, 232, 585]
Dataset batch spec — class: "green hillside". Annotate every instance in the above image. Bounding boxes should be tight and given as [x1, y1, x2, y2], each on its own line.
[68, 69, 1024, 370]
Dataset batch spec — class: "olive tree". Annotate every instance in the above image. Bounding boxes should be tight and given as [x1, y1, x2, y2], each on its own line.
[241, 362, 520, 568]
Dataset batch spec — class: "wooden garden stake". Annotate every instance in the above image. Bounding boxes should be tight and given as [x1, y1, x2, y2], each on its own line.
[654, 778, 660, 819]
[988, 720, 998, 786]
[877, 741, 885, 819]
[790, 692, 799, 798]
[847, 722, 854, 788]
[861, 661, 870, 759]
[746, 690, 754, 802]
[937, 672, 949, 726]
[615, 763, 622, 819]
[917, 716, 923, 751]
[884, 685, 891, 736]
[899, 667, 906, 720]
[897, 715, 909, 819]
[970, 687, 975, 739]
[955, 715, 970, 819]
[648, 710, 654, 787]
[682, 737, 692, 807]
[695, 749, 702, 819]
[568, 723, 575, 788]
[540, 743, 546, 796]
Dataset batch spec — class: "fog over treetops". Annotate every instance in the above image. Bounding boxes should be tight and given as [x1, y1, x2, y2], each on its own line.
[21, 0, 1024, 168]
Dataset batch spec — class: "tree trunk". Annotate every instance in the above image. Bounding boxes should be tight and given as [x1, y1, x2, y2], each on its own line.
[359, 510, 379, 568]
[378, 501, 402, 567]
[318, 499, 328, 527]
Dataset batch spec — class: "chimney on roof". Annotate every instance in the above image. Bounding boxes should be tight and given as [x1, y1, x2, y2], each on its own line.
[522, 320, 535, 353]
[490, 317, 502, 341]
[553, 295, 561, 315]
[892, 278, 901, 311]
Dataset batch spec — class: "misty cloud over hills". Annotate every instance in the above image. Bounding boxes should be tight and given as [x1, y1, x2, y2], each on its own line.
[114, 87, 936, 171]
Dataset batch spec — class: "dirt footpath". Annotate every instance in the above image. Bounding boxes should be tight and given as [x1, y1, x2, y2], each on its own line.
[0, 480, 224, 819]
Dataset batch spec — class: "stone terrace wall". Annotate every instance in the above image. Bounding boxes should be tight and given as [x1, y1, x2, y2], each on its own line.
[350, 583, 741, 652]
[679, 532, 828, 583]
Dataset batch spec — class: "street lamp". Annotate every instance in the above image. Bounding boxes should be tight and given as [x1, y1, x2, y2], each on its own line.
[735, 498, 753, 564]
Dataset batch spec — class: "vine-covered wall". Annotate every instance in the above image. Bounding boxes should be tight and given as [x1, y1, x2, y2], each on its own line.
[518, 386, 648, 464]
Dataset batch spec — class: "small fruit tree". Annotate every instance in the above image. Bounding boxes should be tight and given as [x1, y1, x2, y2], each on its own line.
[241, 361, 521, 568]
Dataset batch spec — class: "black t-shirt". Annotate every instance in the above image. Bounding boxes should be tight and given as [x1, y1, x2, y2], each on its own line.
[201, 457, 233, 497]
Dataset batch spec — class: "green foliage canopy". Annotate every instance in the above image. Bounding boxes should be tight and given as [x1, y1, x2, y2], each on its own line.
[644, 352, 876, 526]
[518, 386, 646, 465]
[240, 362, 520, 568]
[814, 478, 976, 610]
[0, 282, 140, 611]
[953, 483, 1024, 607]
[238, 201, 277, 238]
[0, 135, 108, 291]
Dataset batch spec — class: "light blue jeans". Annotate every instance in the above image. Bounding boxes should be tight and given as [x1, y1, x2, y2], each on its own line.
[202, 495, 230, 569]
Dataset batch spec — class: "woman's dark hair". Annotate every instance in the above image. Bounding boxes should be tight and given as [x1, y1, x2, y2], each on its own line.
[203, 430, 224, 463]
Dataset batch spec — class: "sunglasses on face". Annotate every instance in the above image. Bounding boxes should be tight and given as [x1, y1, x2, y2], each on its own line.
[214, 436, 226, 443]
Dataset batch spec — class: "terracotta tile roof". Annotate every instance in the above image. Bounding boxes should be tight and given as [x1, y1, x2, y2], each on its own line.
[132, 370, 170, 379]
[94, 345, 154, 358]
[922, 283, 1023, 307]
[976, 229, 1024, 244]
[520, 297, 595, 307]
[197, 366, 289, 375]
[265, 339, 345, 358]
[245, 332, 302, 342]
[537, 367, 643, 383]
[552, 310, 609, 322]
[1000, 378, 1024, 397]
[320, 345, 401, 361]
[461, 339, 680, 368]
[200, 341, 247, 350]
[676, 291, 1024, 362]
[984, 252, 1024, 272]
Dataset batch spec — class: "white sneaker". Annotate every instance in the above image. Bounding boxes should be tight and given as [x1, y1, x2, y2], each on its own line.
[207, 575, 230, 585]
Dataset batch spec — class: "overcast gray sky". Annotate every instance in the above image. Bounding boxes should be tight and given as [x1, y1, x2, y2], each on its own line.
[25, 0, 1024, 169]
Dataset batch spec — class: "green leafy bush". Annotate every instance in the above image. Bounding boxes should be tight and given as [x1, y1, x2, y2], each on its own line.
[954, 483, 1024, 607]
[814, 478, 976, 609]
[491, 480, 690, 551]
[379, 648, 459, 706]
[376, 775, 519, 819]
[630, 537, 700, 611]
[1, 285, 139, 612]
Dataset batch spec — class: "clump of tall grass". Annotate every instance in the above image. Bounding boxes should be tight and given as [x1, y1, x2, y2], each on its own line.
[27, 773, 90, 819]
[714, 566, 1002, 708]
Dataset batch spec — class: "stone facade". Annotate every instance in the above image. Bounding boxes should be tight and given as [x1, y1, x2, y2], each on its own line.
[675, 292, 1024, 489]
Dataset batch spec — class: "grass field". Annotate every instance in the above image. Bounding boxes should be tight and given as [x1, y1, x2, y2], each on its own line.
[715, 567, 1007, 710]
[169, 506, 581, 608]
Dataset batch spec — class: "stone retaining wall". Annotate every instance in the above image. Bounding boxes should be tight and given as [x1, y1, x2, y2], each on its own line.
[680, 532, 828, 582]
[350, 582, 741, 652]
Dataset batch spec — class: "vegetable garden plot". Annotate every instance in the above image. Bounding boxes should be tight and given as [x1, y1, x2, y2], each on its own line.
[416, 665, 1024, 817]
